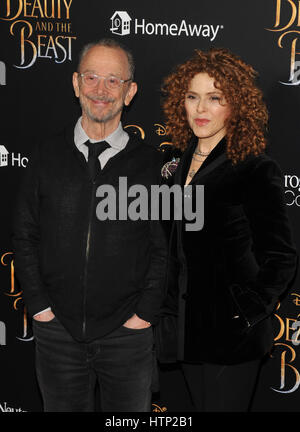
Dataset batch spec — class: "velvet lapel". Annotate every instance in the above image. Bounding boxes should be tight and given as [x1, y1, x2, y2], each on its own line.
[174, 136, 197, 187]
[175, 136, 227, 186]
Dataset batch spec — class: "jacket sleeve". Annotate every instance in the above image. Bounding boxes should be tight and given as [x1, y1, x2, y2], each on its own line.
[230, 156, 298, 330]
[12, 143, 50, 317]
[135, 150, 168, 325]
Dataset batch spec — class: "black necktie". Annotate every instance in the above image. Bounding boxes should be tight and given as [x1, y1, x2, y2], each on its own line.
[85, 140, 110, 180]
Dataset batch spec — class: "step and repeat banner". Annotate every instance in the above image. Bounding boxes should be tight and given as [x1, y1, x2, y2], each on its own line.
[0, 0, 300, 413]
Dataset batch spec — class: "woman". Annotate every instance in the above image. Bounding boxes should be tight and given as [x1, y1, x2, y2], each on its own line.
[160, 48, 298, 411]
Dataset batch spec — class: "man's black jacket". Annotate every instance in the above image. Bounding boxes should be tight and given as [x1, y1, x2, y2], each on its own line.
[12, 124, 167, 342]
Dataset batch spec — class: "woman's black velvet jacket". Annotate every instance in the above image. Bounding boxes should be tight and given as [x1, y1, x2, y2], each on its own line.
[163, 137, 298, 365]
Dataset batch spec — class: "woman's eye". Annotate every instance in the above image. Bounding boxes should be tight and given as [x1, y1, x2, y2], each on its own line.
[186, 94, 196, 99]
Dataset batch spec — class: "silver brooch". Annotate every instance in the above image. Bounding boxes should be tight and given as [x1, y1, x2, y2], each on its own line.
[161, 158, 180, 179]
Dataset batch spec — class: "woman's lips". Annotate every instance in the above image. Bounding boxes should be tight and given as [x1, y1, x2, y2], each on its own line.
[195, 118, 210, 126]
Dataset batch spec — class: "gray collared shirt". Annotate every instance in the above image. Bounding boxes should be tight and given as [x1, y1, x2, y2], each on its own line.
[74, 117, 129, 169]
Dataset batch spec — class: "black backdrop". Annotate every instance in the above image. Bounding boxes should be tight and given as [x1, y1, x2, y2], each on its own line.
[0, 0, 300, 413]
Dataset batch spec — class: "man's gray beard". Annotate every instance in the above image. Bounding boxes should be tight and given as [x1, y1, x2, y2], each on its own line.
[79, 97, 124, 124]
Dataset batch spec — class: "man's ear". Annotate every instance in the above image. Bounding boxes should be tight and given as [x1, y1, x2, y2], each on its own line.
[124, 81, 137, 106]
[72, 72, 80, 98]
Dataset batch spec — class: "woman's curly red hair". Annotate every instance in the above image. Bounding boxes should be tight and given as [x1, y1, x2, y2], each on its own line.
[162, 48, 268, 164]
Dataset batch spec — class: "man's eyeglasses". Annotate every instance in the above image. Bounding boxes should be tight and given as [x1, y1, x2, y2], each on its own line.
[79, 72, 132, 90]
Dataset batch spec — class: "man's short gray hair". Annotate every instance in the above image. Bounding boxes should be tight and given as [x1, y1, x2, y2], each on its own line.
[77, 38, 135, 79]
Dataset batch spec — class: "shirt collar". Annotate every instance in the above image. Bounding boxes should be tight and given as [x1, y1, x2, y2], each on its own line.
[74, 117, 128, 150]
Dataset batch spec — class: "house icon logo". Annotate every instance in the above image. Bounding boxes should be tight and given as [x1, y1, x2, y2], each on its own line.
[0, 145, 9, 167]
[110, 11, 132, 36]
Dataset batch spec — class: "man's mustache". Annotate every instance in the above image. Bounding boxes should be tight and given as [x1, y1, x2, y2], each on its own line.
[87, 95, 115, 103]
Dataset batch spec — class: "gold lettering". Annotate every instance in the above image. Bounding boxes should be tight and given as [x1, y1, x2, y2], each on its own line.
[274, 311, 285, 341]
[44, 0, 55, 19]
[271, 343, 300, 393]
[37, 34, 52, 58]
[6, 0, 11, 16]
[35, 21, 53, 31]
[1, 252, 23, 308]
[1, 252, 33, 341]
[267, 0, 298, 32]
[31, 0, 44, 18]
[1, 252, 15, 294]
[60, 22, 67, 32]
[0, 0, 23, 21]
[124, 125, 145, 140]
[154, 123, 167, 136]
[152, 404, 167, 412]
[0, 0, 72, 20]
[10, 20, 37, 69]
[278, 31, 300, 83]
[24, 0, 33, 17]
[16, 307, 34, 342]
[159, 142, 173, 150]
[291, 293, 300, 306]
[63, 0, 73, 20]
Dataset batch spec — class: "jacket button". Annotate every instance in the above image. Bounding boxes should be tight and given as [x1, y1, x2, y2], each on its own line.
[181, 293, 188, 300]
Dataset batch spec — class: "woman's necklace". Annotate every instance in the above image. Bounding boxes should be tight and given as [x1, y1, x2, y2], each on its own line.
[188, 146, 211, 178]
[192, 154, 206, 162]
[194, 148, 211, 157]
[188, 169, 197, 179]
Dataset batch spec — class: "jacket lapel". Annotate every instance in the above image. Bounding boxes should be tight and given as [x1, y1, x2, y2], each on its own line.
[175, 136, 228, 186]
[174, 137, 197, 186]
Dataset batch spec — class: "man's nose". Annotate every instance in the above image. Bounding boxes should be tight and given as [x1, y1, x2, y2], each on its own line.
[95, 77, 108, 93]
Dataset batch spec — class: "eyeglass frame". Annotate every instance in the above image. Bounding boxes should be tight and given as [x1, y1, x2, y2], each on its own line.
[78, 72, 132, 89]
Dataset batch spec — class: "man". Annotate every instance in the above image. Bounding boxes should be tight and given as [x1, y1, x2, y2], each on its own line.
[13, 38, 167, 412]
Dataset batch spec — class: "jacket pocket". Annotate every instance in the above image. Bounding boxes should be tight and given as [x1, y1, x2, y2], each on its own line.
[229, 283, 268, 331]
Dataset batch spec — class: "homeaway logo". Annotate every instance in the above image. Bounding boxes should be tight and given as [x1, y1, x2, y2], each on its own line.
[110, 11, 132, 35]
[110, 11, 223, 41]
[0, 145, 28, 168]
[0, 145, 9, 167]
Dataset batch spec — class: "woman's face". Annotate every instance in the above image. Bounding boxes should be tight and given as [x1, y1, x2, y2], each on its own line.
[184, 72, 231, 143]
